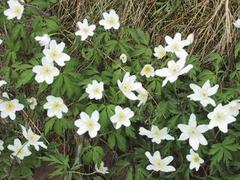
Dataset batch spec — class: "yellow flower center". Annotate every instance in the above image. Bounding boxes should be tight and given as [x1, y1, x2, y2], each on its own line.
[122, 83, 131, 92]
[118, 112, 126, 122]
[159, 50, 166, 57]
[201, 90, 208, 97]
[171, 42, 181, 51]
[5, 101, 16, 112]
[215, 113, 224, 121]
[13, 5, 22, 15]
[155, 159, 165, 168]
[86, 120, 95, 129]
[107, 18, 116, 25]
[28, 133, 38, 142]
[16, 147, 24, 157]
[193, 155, 200, 163]
[41, 66, 52, 75]
[93, 87, 101, 94]
[152, 129, 162, 137]
[50, 50, 60, 60]
[83, 27, 89, 33]
[52, 101, 61, 111]
[143, 66, 153, 75]
[189, 128, 198, 136]
[171, 67, 180, 75]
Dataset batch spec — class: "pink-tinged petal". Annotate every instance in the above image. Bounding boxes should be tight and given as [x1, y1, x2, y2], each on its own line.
[123, 119, 131, 127]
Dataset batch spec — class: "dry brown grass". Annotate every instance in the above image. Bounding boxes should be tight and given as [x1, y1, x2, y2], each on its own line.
[53, 0, 240, 60]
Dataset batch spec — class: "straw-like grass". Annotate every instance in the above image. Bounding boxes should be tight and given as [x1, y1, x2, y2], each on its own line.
[52, 0, 240, 60]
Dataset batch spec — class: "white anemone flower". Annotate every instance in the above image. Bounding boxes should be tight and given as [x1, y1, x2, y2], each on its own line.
[85, 80, 104, 100]
[153, 45, 166, 59]
[164, 32, 192, 59]
[188, 80, 219, 107]
[139, 125, 174, 144]
[7, 138, 31, 160]
[136, 86, 148, 107]
[233, 19, 240, 28]
[32, 57, 60, 85]
[155, 58, 193, 87]
[43, 96, 68, 119]
[35, 34, 51, 48]
[75, 19, 96, 41]
[0, 39, 2, 45]
[208, 104, 236, 133]
[27, 97, 37, 110]
[95, 161, 109, 174]
[224, 100, 240, 117]
[141, 64, 155, 78]
[178, 114, 208, 150]
[117, 72, 142, 100]
[74, 110, 101, 138]
[0, 98, 24, 120]
[186, 149, 204, 171]
[43, 40, 70, 66]
[0, 140, 4, 154]
[120, 54, 127, 63]
[99, 9, 120, 30]
[4, 0, 24, 20]
[110, 106, 134, 129]
[20, 125, 47, 151]
[145, 151, 176, 172]
[0, 80, 7, 87]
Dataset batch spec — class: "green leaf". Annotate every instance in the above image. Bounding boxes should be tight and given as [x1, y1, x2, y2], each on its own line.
[107, 134, 116, 149]
[115, 132, 127, 152]
[92, 146, 104, 163]
[16, 70, 34, 88]
[44, 118, 56, 135]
